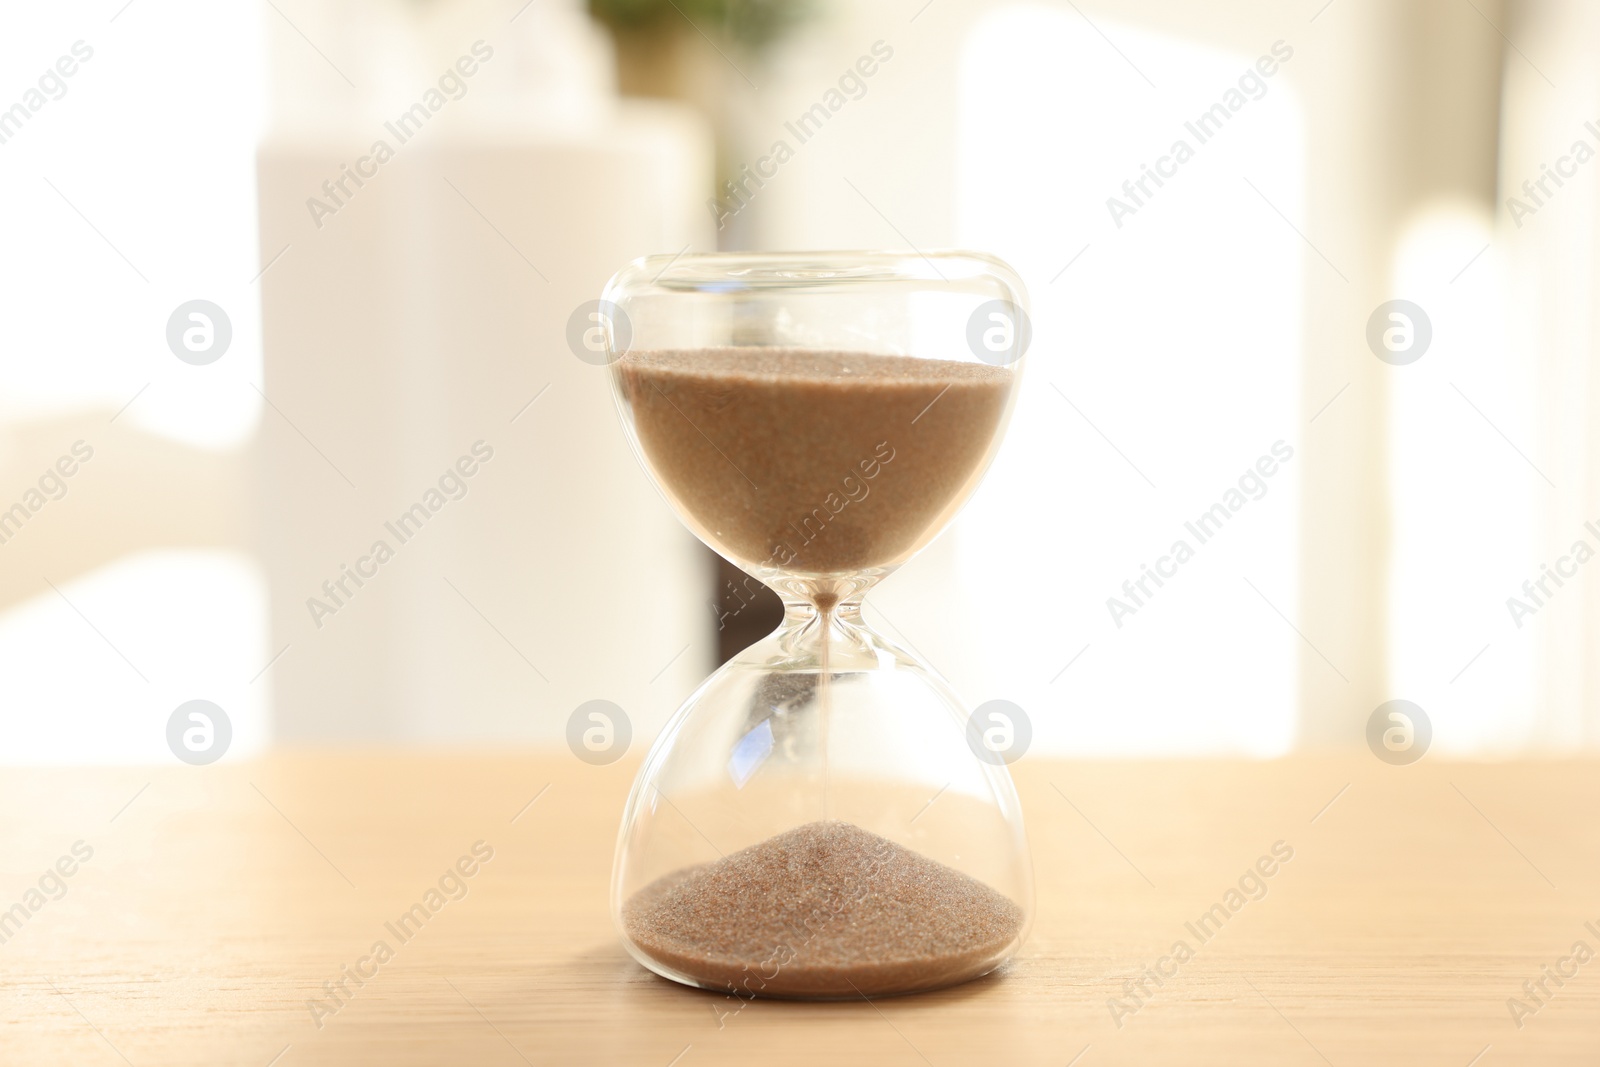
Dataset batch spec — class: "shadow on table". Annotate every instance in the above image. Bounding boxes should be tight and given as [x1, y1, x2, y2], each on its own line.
[560, 940, 1011, 1007]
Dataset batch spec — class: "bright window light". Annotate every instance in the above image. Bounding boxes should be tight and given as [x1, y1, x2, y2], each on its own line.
[1387, 203, 1535, 752]
[0, 0, 266, 763]
[0, 0, 264, 448]
[923, 4, 1304, 756]
[0, 550, 269, 765]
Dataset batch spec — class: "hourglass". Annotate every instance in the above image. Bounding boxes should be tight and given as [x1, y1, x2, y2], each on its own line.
[601, 251, 1033, 999]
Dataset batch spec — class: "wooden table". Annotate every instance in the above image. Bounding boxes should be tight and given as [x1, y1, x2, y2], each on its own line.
[2, 752, 1595, 1065]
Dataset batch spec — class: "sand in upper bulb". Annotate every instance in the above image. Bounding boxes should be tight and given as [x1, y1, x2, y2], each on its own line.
[615, 347, 1012, 576]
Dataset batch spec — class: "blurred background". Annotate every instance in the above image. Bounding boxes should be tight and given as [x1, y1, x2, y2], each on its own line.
[0, 0, 1595, 764]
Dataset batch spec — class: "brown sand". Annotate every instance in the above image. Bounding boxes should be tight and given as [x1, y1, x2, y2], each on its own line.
[622, 821, 1023, 999]
[616, 348, 1012, 576]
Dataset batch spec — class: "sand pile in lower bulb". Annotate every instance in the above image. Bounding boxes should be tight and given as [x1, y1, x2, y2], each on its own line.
[622, 821, 1022, 999]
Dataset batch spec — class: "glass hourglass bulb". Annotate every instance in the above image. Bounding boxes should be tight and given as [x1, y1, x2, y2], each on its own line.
[601, 251, 1033, 999]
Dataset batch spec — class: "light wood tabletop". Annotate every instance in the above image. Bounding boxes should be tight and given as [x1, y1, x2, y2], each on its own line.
[1, 751, 1596, 1066]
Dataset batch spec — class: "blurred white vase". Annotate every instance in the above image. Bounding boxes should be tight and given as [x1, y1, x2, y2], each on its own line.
[255, 1, 715, 743]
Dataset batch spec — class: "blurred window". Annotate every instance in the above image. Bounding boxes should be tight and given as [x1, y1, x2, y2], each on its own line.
[0, 2, 266, 763]
[951, 5, 1305, 754]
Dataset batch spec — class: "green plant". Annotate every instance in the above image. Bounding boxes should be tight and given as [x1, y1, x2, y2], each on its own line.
[588, 0, 813, 52]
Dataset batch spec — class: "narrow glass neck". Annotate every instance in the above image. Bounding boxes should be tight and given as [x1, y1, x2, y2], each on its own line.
[779, 594, 864, 628]
[767, 573, 882, 617]
[769, 588, 875, 670]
